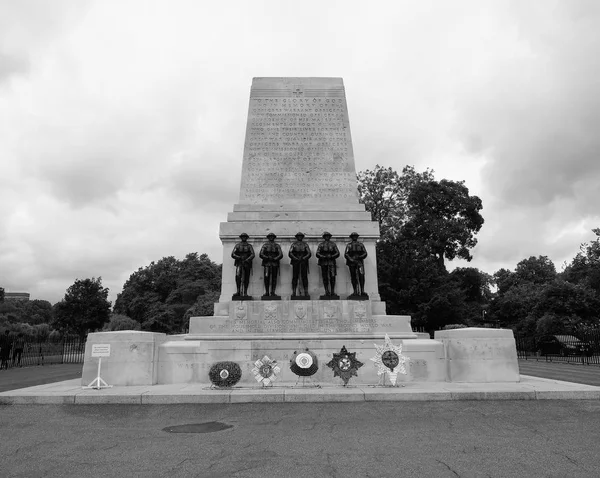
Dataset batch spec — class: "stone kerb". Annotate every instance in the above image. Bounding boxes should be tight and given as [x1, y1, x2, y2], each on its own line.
[434, 328, 520, 383]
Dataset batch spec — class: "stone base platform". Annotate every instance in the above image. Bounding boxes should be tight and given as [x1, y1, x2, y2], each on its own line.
[157, 337, 445, 385]
[3, 376, 600, 404]
[79, 324, 522, 388]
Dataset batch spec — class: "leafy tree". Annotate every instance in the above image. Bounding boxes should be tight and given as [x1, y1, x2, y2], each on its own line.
[0, 287, 4, 302]
[532, 280, 599, 328]
[376, 239, 466, 330]
[450, 267, 493, 303]
[535, 313, 567, 336]
[52, 277, 111, 337]
[563, 228, 600, 295]
[514, 256, 556, 285]
[114, 253, 221, 334]
[357, 165, 434, 238]
[103, 313, 141, 331]
[401, 179, 484, 267]
[358, 165, 485, 330]
[494, 268, 517, 295]
[489, 282, 543, 329]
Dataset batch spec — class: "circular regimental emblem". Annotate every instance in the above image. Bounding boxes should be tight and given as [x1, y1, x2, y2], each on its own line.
[219, 369, 229, 379]
[381, 350, 400, 371]
[259, 364, 273, 377]
[339, 357, 352, 371]
[296, 353, 314, 369]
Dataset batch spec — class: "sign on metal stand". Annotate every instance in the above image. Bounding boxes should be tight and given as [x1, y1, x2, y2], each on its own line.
[83, 344, 113, 390]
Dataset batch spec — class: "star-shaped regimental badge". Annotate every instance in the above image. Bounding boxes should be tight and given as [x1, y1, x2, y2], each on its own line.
[251, 355, 281, 387]
[370, 334, 410, 386]
[326, 345, 363, 386]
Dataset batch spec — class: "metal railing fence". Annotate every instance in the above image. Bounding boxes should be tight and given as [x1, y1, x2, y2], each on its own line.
[0, 336, 85, 368]
[516, 330, 600, 365]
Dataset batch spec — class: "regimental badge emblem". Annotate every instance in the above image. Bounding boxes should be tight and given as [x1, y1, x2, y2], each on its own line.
[235, 305, 246, 320]
[370, 334, 410, 386]
[354, 302, 367, 320]
[326, 345, 364, 386]
[294, 303, 307, 320]
[252, 355, 281, 387]
[324, 304, 337, 320]
[264, 304, 278, 321]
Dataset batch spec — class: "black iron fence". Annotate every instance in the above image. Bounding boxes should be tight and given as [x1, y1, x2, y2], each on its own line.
[1, 337, 85, 368]
[516, 330, 600, 365]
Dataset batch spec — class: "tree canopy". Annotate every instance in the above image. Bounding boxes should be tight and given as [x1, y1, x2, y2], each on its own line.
[52, 277, 111, 337]
[402, 179, 484, 267]
[114, 252, 221, 333]
[488, 248, 600, 336]
[358, 165, 485, 330]
[357, 165, 434, 239]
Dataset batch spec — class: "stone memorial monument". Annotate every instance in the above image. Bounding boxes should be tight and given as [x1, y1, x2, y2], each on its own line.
[82, 78, 520, 387]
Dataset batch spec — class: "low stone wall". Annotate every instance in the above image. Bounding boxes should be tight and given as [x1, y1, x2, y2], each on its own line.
[82, 331, 166, 386]
[434, 328, 520, 382]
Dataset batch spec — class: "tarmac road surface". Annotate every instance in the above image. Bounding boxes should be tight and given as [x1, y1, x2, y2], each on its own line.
[1, 400, 599, 478]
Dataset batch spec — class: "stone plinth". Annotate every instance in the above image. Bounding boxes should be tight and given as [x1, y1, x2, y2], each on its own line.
[434, 328, 520, 383]
[191, 300, 408, 338]
[157, 300, 446, 385]
[81, 331, 167, 386]
[157, 336, 446, 385]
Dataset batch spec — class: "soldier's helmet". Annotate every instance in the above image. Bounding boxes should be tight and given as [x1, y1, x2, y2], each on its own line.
[266, 233, 276, 239]
[322, 231, 332, 238]
[239, 233, 249, 239]
[349, 232, 359, 238]
[295, 232, 305, 239]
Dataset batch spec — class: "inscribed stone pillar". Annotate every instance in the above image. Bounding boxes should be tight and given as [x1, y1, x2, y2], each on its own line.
[219, 77, 380, 301]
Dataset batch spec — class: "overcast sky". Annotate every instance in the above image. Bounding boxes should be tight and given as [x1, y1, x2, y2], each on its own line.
[2, 0, 599, 305]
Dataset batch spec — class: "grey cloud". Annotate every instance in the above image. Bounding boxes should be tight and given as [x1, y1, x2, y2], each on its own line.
[457, 2, 600, 210]
[0, 52, 29, 82]
[164, 151, 241, 210]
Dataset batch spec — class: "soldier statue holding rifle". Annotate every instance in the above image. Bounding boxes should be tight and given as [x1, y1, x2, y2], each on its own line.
[316, 231, 340, 298]
[345, 232, 368, 298]
[289, 232, 311, 298]
[231, 233, 255, 298]
[259, 232, 283, 298]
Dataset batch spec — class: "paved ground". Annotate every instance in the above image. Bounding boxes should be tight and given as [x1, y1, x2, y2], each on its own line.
[1, 401, 599, 478]
[0, 363, 82, 392]
[518, 359, 600, 386]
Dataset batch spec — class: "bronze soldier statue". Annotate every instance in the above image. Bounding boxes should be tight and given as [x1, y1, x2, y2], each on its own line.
[316, 231, 340, 298]
[259, 233, 283, 298]
[231, 232, 255, 298]
[345, 232, 368, 297]
[289, 232, 311, 298]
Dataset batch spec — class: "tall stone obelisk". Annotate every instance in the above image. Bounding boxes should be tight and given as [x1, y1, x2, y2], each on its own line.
[219, 77, 380, 303]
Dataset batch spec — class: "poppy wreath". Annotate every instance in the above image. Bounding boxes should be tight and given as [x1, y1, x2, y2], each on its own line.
[209, 361, 242, 387]
[290, 349, 319, 377]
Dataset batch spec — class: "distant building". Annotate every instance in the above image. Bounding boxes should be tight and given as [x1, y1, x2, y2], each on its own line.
[4, 292, 30, 302]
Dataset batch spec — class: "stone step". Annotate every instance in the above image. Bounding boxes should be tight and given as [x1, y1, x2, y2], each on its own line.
[219, 220, 380, 239]
[227, 210, 373, 222]
[233, 203, 368, 212]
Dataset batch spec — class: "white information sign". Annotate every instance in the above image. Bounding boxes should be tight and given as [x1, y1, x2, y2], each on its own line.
[91, 344, 111, 358]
